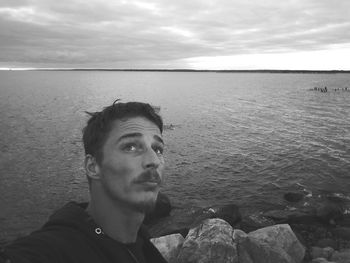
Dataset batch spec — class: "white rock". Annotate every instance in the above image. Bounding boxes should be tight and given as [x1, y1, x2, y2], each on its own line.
[177, 218, 238, 263]
[151, 233, 184, 263]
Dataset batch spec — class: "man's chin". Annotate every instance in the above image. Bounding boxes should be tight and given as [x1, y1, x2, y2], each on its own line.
[132, 199, 157, 214]
[130, 190, 159, 213]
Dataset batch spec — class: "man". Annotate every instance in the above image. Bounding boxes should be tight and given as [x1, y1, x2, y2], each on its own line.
[1, 100, 168, 263]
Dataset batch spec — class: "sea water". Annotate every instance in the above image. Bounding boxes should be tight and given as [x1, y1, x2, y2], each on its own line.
[0, 71, 349, 241]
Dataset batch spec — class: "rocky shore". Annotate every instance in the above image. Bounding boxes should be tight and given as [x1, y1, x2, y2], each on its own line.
[145, 192, 350, 263]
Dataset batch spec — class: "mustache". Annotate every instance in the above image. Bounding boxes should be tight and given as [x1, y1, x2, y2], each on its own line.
[133, 169, 162, 185]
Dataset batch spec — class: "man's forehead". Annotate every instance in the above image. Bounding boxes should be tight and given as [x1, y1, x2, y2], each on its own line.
[112, 117, 162, 136]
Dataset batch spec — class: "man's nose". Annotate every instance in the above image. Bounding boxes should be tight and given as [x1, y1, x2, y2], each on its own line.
[142, 147, 161, 169]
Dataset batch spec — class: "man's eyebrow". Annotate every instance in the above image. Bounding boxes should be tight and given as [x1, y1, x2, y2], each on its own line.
[154, 135, 164, 145]
[116, 133, 142, 143]
[116, 132, 164, 145]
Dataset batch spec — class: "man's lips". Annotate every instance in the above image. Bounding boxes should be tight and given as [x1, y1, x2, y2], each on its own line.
[134, 180, 161, 191]
[137, 179, 161, 184]
[137, 181, 160, 188]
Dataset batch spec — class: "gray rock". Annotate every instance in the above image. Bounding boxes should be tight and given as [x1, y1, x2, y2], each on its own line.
[315, 238, 338, 250]
[325, 193, 349, 204]
[210, 204, 241, 227]
[316, 202, 344, 224]
[175, 220, 306, 263]
[331, 227, 350, 240]
[330, 248, 350, 263]
[232, 229, 254, 263]
[151, 233, 184, 263]
[190, 204, 241, 228]
[337, 214, 350, 227]
[148, 204, 241, 238]
[311, 246, 334, 260]
[263, 210, 293, 221]
[177, 218, 238, 263]
[233, 229, 248, 240]
[240, 213, 275, 232]
[311, 258, 335, 263]
[238, 224, 305, 263]
[263, 209, 317, 224]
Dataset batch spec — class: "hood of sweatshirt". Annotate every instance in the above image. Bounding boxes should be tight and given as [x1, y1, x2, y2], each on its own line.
[43, 201, 151, 242]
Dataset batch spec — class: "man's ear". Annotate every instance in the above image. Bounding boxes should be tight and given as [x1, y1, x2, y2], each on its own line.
[84, 154, 101, 180]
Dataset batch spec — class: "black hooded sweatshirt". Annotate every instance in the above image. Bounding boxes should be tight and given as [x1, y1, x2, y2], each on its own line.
[0, 202, 167, 263]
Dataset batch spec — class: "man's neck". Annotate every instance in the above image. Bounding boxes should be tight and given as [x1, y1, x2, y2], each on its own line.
[86, 197, 145, 243]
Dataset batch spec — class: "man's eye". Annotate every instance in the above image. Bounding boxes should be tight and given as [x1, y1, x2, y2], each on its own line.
[154, 146, 164, 155]
[123, 144, 137, 152]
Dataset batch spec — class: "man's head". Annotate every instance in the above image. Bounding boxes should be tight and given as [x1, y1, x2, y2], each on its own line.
[83, 100, 163, 165]
[82, 100, 165, 213]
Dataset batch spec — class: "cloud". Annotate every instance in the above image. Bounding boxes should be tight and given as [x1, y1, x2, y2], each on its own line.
[185, 44, 350, 70]
[0, 0, 350, 68]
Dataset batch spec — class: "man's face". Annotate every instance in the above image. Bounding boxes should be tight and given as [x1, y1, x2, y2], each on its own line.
[97, 116, 165, 213]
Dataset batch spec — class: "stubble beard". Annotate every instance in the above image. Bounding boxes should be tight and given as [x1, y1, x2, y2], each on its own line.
[107, 186, 159, 214]
[132, 197, 157, 213]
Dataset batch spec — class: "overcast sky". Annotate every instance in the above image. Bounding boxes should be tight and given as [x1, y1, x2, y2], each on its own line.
[1, 0, 350, 69]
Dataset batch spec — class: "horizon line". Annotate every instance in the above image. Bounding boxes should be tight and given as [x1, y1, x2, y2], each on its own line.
[1, 68, 350, 73]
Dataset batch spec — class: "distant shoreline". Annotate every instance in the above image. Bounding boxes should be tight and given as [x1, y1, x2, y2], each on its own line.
[2, 69, 350, 74]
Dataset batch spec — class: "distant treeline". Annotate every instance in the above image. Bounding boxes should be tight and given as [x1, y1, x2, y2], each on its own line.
[24, 69, 350, 74]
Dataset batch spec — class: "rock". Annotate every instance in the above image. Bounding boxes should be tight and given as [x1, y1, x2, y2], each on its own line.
[147, 207, 194, 238]
[311, 258, 334, 263]
[238, 224, 305, 263]
[144, 192, 172, 224]
[233, 229, 248, 239]
[325, 193, 349, 204]
[210, 204, 241, 227]
[310, 246, 323, 259]
[263, 210, 291, 221]
[322, 247, 335, 260]
[293, 230, 307, 248]
[330, 248, 350, 263]
[331, 227, 350, 240]
[148, 204, 240, 238]
[284, 192, 305, 203]
[150, 233, 184, 263]
[315, 238, 338, 250]
[190, 204, 241, 228]
[232, 229, 254, 263]
[311, 246, 334, 260]
[240, 213, 275, 233]
[263, 209, 317, 224]
[175, 220, 306, 263]
[147, 216, 189, 238]
[177, 218, 238, 263]
[337, 214, 350, 227]
[316, 202, 344, 224]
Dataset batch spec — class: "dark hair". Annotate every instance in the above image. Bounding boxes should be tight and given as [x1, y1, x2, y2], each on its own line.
[82, 99, 163, 164]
